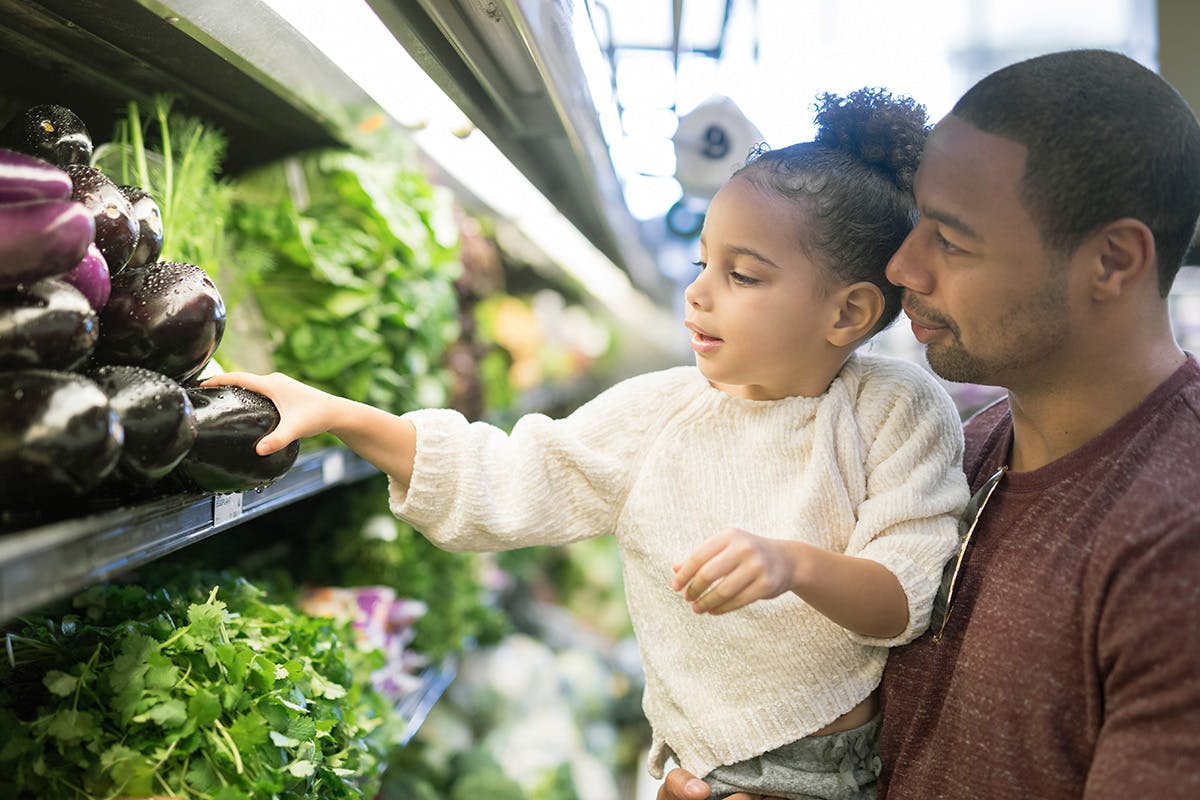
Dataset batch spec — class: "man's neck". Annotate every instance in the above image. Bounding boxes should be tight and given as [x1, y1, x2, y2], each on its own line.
[1005, 342, 1186, 472]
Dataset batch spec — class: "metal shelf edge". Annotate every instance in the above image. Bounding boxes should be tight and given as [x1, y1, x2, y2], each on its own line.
[0, 448, 379, 623]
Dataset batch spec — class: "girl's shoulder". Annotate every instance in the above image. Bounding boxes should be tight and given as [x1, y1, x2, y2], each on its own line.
[849, 353, 958, 415]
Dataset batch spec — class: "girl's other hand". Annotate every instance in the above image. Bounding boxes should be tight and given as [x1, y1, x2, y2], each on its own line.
[656, 768, 782, 800]
[671, 528, 804, 615]
[200, 371, 335, 455]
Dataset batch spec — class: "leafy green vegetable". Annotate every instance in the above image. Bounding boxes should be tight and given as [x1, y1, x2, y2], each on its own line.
[227, 132, 463, 416]
[0, 573, 393, 799]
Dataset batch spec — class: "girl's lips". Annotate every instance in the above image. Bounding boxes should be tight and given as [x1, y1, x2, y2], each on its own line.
[690, 330, 723, 354]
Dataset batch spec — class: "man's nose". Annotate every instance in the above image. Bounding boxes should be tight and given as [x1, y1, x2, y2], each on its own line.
[886, 234, 931, 294]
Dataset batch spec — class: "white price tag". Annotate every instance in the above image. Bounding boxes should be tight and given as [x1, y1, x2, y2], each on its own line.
[322, 451, 346, 484]
[213, 493, 243, 526]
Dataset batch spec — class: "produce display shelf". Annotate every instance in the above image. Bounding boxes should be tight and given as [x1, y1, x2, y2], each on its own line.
[0, 447, 378, 623]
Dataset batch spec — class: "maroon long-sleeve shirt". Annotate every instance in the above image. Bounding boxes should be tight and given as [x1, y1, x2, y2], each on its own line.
[879, 354, 1200, 798]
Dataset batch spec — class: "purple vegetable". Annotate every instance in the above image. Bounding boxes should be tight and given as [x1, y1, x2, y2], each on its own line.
[93, 260, 226, 382]
[0, 278, 98, 370]
[66, 164, 139, 275]
[0, 105, 93, 168]
[0, 369, 123, 505]
[59, 242, 111, 311]
[173, 385, 299, 493]
[0, 147, 73, 204]
[118, 185, 164, 269]
[0, 199, 95, 288]
[86, 365, 197, 486]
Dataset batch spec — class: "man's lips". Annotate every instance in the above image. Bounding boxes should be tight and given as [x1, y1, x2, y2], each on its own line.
[902, 306, 949, 345]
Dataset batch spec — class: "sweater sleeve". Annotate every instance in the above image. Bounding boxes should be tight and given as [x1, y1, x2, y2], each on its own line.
[845, 359, 970, 647]
[388, 370, 677, 552]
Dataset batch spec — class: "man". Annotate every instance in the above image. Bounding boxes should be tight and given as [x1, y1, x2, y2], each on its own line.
[658, 49, 1200, 799]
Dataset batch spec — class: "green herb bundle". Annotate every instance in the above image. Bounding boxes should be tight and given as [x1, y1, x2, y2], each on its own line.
[0, 574, 392, 799]
[227, 132, 462, 416]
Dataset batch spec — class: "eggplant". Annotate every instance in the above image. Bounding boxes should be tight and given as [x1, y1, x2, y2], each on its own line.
[86, 365, 197, 486]
[0, 370, 123, 506]
[0, 104, 93, 168]
[93, 260, 226, 382]
[0, 278, 98, 370]
[59, 242, 110, 311]
[118, 185, 164, 269]
[66, 164, 139, 275]
[0, 147, 73, 204]
[0, 199, 96, 288]
[173, 386, 300, 493]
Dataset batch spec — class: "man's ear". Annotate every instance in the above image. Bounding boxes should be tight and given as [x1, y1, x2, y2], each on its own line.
[828, 282, 885, 347]
[1086, 218, 1157, 301]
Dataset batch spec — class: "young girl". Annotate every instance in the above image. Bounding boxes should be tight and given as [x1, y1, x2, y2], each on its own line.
[205, 88, 969, 800]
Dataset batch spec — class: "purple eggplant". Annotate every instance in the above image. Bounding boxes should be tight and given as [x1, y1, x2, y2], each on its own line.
[173, 385, 300, 493]
[93, 260, 226, 382]
[0, 199, 96, 288]
[0, 370, 123, 506]
[118, 185, 164, 269]
[59, 242, 111, 311]
[86, 365, 197, 486]
[0, 105, 93, 168]
[0, 278, 98, 370]
[66, 164, 139, 275]
[0, 147, 73, 204]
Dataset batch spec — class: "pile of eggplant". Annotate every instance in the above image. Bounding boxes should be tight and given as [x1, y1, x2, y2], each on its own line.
[0, 104, 298, 517]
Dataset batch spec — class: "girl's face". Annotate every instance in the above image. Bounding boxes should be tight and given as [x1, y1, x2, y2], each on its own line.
[684, 175, 845, 400]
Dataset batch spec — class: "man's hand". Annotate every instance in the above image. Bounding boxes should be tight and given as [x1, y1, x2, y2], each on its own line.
[656, 768, 781, 800]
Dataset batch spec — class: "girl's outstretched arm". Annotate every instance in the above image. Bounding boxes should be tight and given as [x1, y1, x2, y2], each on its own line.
[201, 371, 418, 493]
[672, 528, 908, 638]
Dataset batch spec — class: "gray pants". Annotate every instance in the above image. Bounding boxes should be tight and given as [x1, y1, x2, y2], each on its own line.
[701, 715, 881, 800]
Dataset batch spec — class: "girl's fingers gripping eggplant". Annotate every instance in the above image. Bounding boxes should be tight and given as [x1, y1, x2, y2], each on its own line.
[173, 385, 300, 493]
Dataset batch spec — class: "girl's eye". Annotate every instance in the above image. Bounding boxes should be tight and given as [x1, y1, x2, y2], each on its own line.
[692, 260, 706, 271]
[731, 270, 760, 286]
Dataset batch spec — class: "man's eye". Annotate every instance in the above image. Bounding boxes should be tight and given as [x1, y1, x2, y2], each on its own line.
[935, 232, 962, 253]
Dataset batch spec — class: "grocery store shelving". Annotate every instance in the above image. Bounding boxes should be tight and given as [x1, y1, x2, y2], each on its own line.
[0, 448, 378, 624]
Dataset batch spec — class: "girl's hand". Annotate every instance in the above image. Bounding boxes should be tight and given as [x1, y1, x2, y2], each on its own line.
[201, 371, 337, 455]
[656, 768, 782, 800]
[671, 528, 804, 615]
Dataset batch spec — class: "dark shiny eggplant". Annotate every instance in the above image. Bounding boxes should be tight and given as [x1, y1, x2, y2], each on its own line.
[0, 370, 123, 506]
[118, 185, 164, 269]
[66, 164, 139, 275]
[0, 105, 93, 168]
[93, 260, 226, 382]
[86, 365, 197, 486]
[0, 278, 98, 370]
[0, 198, 95, 288]
[0, 147, 73, 204]
[173, 385, 299, 493]
[60, 242, 110, 311]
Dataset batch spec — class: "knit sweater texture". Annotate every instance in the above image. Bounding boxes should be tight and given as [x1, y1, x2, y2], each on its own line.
[390, 353, 968, 778]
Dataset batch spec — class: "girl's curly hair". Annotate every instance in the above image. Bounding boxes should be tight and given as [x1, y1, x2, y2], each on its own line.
[736, 88, 930, 334]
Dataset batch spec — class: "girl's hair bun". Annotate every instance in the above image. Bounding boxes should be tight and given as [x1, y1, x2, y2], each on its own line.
[813, 88, 929, 192]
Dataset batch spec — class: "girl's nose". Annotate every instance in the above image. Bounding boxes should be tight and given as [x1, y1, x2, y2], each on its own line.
[684, 273, 707, 309]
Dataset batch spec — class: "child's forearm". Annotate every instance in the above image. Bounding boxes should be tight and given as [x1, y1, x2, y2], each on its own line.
[327, 397, 417, 492]
[788, 542, 909, 638]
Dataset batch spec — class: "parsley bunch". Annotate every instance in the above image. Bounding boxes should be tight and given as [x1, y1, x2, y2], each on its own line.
[0, 576, 392, 799]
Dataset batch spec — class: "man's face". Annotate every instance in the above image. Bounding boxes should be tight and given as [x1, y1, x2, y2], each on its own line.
[886, 116, 1072, 388]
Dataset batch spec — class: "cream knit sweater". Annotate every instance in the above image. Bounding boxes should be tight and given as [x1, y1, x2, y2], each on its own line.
[389, 353, 968, 779]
